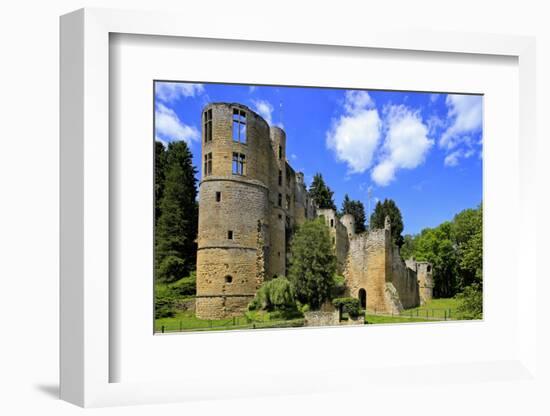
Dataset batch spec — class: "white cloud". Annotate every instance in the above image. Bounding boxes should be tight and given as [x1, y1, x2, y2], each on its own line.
[291, 153, 297, 160]
[371, 105, 433, 186]
[155, 82, 204, 103]
[155, 103, 200, 144]
[439, 94, 483, 166]
[326, 91, 381, 174]
[251, 99, 275, 125]
[444, 146, 476, 167]
[440, 94, 483, 150]
[249, 86, 257, 93]
[430, 93, 440, 103]
[343, 90, 375, 114]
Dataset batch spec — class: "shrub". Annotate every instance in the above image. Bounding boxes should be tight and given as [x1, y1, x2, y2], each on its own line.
[332, 297, 363, 317]
[157, 255, 187, 284]
[155, 284, 177, 318]
[331, 274, 346, 297]
[170, 271, 196, 296]
[248, 277, 297, 313]
[455, 283, 483, 320]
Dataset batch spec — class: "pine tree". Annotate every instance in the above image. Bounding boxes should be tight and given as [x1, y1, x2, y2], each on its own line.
[155, 141, 167, 226]
[309, 173, 336, 210]
[155, 141, 198, 283]
[341, 194, 367, 233]
[370, 198, 405, 247]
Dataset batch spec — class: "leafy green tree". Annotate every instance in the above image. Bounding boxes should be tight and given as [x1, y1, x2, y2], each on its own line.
[413, 222, 458, 297]
[370, 199, 405, 247]
[452, 204, 483, 286]
[155, 141, 167, 225]
[455, 282, 483, 319]
[155, 141, 198, 283]
[288, 218, 337, 309]
[309, 173, 336, 210]
[341, 194, 367, 233]
[400, 234, 417, 259]
[402, 204, 482, 298]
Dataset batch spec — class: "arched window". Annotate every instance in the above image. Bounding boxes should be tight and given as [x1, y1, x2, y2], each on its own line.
[427, 265, 432, 273]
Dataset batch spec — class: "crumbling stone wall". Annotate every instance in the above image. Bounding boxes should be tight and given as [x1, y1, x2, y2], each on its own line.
[344, 218, 430, 314]
[317, 208, 349, 273]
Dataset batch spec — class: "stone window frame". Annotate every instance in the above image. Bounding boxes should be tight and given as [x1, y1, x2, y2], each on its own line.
[215, 191, 221, 202]
[227, 230, 234, 240]
[203, 108, 213, 143]
[232, 108, 247, 143]
[232, 152, 246, 175]
[204, 152, 213, 176]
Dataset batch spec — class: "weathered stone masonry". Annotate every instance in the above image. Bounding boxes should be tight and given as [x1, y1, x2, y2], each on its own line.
[195, 102, 433, 319]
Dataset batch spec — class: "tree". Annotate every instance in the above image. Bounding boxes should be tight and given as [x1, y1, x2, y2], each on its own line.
[341, 194, 367, 233]
[400, 234, 417, 260]
[413, 222, 458, 297]
[402, 203, 483, 298]
[452, 204, 483, 286]
[288, 218, 337, 309]
[369, 199, 405, 247]
[309, 173, 336, 210]
[155, 141, 167, 225]
[155, 141, 198, 283]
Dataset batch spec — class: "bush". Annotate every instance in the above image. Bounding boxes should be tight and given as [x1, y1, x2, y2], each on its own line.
[155, 284, 177, 318]
[332, 297, 363, 317]
[170, 271, 196, 296]
[455, 283, 483, 320]
[157, 255, 187, 284]
[331, 274, 346, 297]
[248, 277, 298, 313]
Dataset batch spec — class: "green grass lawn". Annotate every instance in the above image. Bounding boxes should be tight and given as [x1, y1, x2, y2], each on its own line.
[399, 297, 460, 320]
[155, 310, 304, 333]
[365, 314, 431, 324]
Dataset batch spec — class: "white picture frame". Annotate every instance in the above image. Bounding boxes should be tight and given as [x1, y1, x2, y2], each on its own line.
[60, 8, 538, 408]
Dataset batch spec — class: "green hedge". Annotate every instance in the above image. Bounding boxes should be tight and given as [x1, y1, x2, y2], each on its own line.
[332, 297, 363, 317]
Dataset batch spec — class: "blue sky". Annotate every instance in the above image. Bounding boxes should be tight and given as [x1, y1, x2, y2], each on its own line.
[154, 81, 483, 235]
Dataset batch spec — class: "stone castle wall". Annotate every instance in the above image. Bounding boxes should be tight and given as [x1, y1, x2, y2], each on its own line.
[344, 221, 428, 314]
[196, 102, 432, 319]
[317, 209, 349, 273]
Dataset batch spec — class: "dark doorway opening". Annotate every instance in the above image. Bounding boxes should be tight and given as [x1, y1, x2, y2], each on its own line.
[358, 288, 367, 309]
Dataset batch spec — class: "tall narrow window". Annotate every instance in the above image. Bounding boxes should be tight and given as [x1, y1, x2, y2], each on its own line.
[330, 219, 334, 227]
[232, 108, 247, 143]
[278, 193, 282, 207]
[204, 152, 212, 176]
[232, 152, 245, 175]
[215, 192, 221, 202]
[286, 195, 291, 210]
[278, 145, 282, 160]
[278, 169, 282, 186]
[204, 109, 213, 142]
[227, 230, 233, 240]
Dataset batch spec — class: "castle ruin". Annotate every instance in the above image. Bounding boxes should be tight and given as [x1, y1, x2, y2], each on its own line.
[195, 103, 433, 319]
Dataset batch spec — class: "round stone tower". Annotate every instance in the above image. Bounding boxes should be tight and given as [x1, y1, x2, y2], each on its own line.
[196, 103, 272, 319]
[267, 126, 287, 279]
[340, 213, 356, 238]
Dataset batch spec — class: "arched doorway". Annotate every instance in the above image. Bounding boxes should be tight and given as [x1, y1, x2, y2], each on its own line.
[358, 288, 367, 309]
